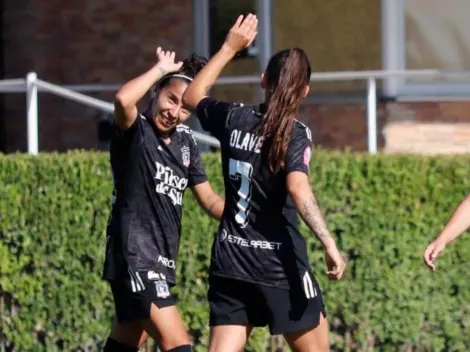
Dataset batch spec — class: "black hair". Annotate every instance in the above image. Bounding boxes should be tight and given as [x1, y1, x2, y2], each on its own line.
[158, 53, 208, 88]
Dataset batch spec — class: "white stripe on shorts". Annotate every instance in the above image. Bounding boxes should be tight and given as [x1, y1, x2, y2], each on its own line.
[303, 271, 317, 299]
[128, 267, 144, 293]
[135, 271, 144, 290]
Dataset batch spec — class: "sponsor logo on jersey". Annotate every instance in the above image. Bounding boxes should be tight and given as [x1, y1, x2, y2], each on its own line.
[158, 255, 176, 269]
[154, 161, 188, 206]
[218, 230, 281, 250]
[303, 146, 312, 166]
[181, 146, 190, 167]
[219, 229, 228, 242]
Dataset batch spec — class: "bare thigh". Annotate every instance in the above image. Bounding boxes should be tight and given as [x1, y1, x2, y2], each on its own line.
[284, 313, 329, 352]
[209, 325, 253, 352]
[109, 316, 149, 348]
[140, 303, 191, 351]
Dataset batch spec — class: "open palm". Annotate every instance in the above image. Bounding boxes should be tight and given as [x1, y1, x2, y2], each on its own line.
[155, 47, 183, 74]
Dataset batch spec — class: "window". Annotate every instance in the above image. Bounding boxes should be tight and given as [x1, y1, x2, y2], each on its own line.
[209, 0, 257, 57]
[383, 0, 470, 97]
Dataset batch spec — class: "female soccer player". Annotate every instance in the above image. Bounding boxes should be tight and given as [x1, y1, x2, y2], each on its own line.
[424, 194, 470, 271]
[183, 14, 346, 352]
[103, 48, 224, 352]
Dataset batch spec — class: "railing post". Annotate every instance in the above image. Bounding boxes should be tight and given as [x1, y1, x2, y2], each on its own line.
[367, 77, 378, 154]
[256, 0, 273, 101]
[26, 72, 39, 155]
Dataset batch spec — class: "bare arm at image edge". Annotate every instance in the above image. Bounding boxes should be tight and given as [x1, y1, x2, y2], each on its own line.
[424, 194, 470, 271]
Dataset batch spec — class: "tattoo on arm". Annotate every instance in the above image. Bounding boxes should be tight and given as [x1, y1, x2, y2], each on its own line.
[300, 195, 333, 245]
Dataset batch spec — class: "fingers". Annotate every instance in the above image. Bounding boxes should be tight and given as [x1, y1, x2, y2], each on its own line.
[246, 16, 258, 47]
[161, 51, 175, 59]
[247, 31, 258, 48]
[326, 269, 339, 280]
[232, 14, 243, 29]
[326, 261, 345, 280]
[240, 13, 258, 36]
[240, 13, 255, 30]
[423, 245, 437, 271]
[156, 47, 178, 62]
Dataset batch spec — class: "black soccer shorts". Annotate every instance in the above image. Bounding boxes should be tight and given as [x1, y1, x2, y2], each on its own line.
[109, 270, 176, 324]
[207, 272, 326, 335]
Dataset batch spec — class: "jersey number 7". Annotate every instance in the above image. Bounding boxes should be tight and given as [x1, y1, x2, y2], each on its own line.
[229, 158, 253, 228]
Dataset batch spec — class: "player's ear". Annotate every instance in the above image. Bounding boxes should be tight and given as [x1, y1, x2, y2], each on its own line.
[152, 85, 161, 98]
[302, 85, 310, 98]
[260, 73, 267, 89]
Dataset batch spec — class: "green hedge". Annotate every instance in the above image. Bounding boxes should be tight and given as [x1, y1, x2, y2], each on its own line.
[1, 151, 470, 351]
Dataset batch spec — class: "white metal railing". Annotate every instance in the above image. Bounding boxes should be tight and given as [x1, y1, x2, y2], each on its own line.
[2, 69, 470, 154]
[13, 73, 221, 154]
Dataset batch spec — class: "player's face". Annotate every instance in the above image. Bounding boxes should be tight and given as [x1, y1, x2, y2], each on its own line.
[154, 79, 192, 135]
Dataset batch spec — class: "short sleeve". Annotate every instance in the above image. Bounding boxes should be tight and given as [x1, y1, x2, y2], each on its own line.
[196, 97, 233, 140]
[112, 112, 146, 143]
[187, 133, 208, 187]
[285, 125, 313, 175]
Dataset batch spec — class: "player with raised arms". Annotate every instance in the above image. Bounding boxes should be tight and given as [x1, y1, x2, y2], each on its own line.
[103, 49, 224, 352]
[183, 14, 346, 352]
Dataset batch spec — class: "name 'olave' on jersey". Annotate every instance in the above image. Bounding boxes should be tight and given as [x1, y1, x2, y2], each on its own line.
[230, 129, 264, 154]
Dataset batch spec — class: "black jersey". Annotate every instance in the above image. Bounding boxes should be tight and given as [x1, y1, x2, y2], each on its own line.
[197, 98, 313, 289]
[103, 113, 208, 285]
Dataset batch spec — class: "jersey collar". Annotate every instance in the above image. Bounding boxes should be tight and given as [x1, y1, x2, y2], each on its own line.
[143, 111, 179, 142]
[254, 103, 267, 117]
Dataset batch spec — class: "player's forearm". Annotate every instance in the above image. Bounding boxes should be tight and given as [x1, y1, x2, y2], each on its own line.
[290, 188, 336, 249]
[435, 194, 470, 245]
[204, 194, 225, 221]
[115, 64, 167, 109]
[183, 45, 236, 110]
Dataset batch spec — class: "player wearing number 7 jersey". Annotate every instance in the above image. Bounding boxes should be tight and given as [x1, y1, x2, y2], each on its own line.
[183, 13, 346, 352]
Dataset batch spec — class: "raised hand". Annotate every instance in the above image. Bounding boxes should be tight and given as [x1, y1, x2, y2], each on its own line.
[155, 47, 183, 75]
[223, 14, 258, 54]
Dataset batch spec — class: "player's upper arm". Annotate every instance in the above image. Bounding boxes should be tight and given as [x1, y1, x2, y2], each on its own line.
[190, 181, 212, 204]
[286, 171, 311, 200]
[114, 92, 139, 130]
[284, 124, 313, 175]
[196, 97, 234, 139]
[186, 130, 209, 187]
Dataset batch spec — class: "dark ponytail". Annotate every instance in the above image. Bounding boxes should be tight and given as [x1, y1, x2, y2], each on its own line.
[258, 48, 311, 172]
